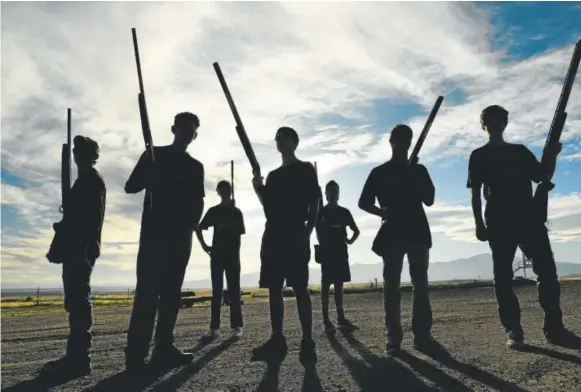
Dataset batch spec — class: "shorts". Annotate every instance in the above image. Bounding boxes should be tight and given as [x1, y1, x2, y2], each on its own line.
[321, 257, 351, 285]
[259, 226, 311, 289]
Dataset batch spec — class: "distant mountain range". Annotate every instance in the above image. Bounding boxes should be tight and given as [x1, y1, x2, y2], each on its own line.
[3, 254, 580, 295]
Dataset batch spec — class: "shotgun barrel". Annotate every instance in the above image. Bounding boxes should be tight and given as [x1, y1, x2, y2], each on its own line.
[213, 62, 261, 175]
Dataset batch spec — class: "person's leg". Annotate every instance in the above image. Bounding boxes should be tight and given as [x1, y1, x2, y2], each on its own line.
[382, 244, 405, 352]
[488, 235, 523, 345]
[269, 285, 285, 338]
[520, 224, 564, 340]
[407, 245, 432, 339]
[292, 279, 317, 365]
[334, 282, 345, 321]
[321, 281, 332, 325]
[42, 259, 94, 376]
[407, 245, 437, 350]
[153, 232, 194, 365]
[225, 261, 243, 331]
[126, 230, 160, 369]
[293, 284, 313, 341]
[251, 281, 288, 361]
[209, 260, 225, 331]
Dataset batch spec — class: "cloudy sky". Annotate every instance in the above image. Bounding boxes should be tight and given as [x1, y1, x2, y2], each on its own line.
[2, 2, 580, 288]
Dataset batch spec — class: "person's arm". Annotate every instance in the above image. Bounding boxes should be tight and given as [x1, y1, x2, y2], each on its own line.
[237, 209, 246, 236]
[522, 145, 553, 183]
[195, 209, 212, 251]
[125, 152, 150, 194]
[414, 165, 435, 207]
[467, 153, 485, 229]
[346, 210, 360, 244]
[191, 164, 206, 230]
[306, 164, 322, 230]
[358, 170, 383, 218]
[252, 171, 267, 205]
[315, 210, 324, 244]
[71, 177, 107, 257]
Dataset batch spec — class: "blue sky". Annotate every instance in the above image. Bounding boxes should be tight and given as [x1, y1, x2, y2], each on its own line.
[1, 2, 580, 288]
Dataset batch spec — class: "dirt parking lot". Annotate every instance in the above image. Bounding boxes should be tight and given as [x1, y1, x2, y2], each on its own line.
[2, 281, 581, 392]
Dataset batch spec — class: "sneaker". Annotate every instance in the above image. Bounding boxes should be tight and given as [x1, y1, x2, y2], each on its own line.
[506, 337, 525, 349]
[414, 336, 445, 353]
[150, 345, 194, 368]
[200, 329, 220, 342]
[337, 317, 358, 330]
[323, 319, 336, 332]
[386, 339, 401, 356]
[124, 348, 147, 373]
[41, 356, 91, 377]
[251, 336, 288, 361]
[546, 328, 581, 348]
[232, 327, 243, 338]
[299, 338, 317, 365]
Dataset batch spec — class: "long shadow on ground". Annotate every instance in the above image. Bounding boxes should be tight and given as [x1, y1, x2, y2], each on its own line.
[255, 359, 282, 392]
[302, 364, 324, 392]
[422, 345, 529, 392]
[340, 331, 470, 392]
[517, 344, 581, 365]
[326, 330, 437, 392]
[146, 337, 238, 391]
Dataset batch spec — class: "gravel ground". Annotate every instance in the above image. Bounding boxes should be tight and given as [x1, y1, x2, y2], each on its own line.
[2, 281, 581, 392]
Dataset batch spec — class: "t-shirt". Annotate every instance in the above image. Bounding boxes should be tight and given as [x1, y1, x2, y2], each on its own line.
[198, 204, 245, 260]
[466, 143, 545, 225]
[359, 160, 433, 247]
[262, 161, 321, 231]
[316, 205, 356, 252]
[65, 168, 107, 260]
[128, 146, 205, 232]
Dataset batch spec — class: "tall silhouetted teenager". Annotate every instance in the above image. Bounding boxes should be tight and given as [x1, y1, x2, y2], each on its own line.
[316, 180, 360, 331]
[197, 180, 245, 340]
[41, 136, 106, 378]
[468, 105, 575, 348]
[359, 124, 436, 355]
[124, 112, 204, 371]
[251, 126, 321, 365]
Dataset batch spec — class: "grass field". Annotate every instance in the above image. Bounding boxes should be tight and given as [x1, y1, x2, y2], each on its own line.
[2, 280, 581, 392]
[6, 278, 572, 310]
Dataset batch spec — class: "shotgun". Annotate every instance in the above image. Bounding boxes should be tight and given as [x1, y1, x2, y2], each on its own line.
[47, 109, 73, 264]
[213, 62, 261, 176]
[408, 95, 444, 166]
[132, 28, 155, 212]
[533, 39, 580, 223]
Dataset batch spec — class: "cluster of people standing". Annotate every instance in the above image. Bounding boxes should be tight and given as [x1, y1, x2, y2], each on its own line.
[40, 104, 576, 380]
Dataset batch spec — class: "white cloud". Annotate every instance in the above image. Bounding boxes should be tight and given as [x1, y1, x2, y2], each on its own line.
[1, 2, 580, 287]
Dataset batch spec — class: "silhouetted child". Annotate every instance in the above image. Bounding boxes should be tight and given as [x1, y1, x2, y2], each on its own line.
[467, 105, 575, 348]
[252, 126, 321, 365]
[316, 180, 360, 331]
[196, 180, 245, 341]
[42, 136, 106, 377]
[359, 124, 437, 355]
[124, 112, 205, 371]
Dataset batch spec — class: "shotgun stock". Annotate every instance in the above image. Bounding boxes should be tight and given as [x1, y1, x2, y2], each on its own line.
[213, 62, 261, 175]
[47, 109, 73, 264]
[132, 28, 155, 212]
[533, 39, 580, 223]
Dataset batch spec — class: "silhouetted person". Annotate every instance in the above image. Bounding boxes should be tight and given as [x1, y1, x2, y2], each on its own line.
[41, 136, 106, 377]
[359, 124, 436, 355]
[468, 105, 574, 348]
[251, 126, 321, 365]
[315, 180, 360, 331]
[196, 180, 245, 340]
[124, 112, 204, 371]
